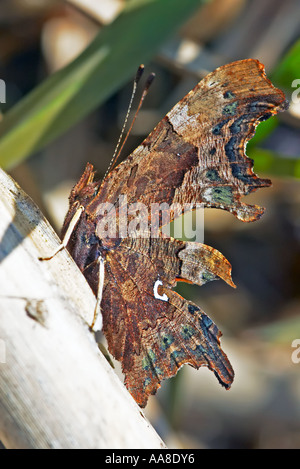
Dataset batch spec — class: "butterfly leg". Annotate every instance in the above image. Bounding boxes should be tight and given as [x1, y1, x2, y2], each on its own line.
[39, 204, 84, 261]
[90, 255, 105, 331]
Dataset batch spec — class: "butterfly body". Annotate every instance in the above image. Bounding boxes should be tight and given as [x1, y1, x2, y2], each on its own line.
[62, 59, 287, 407]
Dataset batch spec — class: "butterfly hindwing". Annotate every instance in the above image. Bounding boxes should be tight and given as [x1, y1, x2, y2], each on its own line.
[125, 289, 234, 407]
[99, 235, 235, 406]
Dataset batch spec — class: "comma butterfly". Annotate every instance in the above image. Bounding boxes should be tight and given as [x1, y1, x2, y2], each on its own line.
[60, 59, 288, 407]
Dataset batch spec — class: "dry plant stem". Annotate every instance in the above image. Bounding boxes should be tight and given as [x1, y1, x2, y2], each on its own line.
[0, 168, 165, 449]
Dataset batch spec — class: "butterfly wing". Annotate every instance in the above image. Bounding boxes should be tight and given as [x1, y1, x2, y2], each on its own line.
[88, 59, 287, 222]
[84, 234, 235, 406]
[64, 59, 287, 406]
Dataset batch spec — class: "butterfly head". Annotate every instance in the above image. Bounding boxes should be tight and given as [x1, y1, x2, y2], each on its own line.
[68, 163, 100, 207]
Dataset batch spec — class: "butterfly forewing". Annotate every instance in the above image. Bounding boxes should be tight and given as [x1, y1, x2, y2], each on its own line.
[87, 59, 287, 222]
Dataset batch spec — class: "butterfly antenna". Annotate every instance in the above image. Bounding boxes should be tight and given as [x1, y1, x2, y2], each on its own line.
[103, 65, 155, 179]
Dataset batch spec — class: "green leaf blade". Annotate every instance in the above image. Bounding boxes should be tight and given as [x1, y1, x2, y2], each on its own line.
[0, 0, 203, 169]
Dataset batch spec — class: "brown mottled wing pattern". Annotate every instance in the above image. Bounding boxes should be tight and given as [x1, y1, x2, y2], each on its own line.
[83, 234, 235, 407]
[88, 59, 287, 222]
[62, 59, 288, 407]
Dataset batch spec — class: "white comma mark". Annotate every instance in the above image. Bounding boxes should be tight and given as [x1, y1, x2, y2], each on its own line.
[153, 279, 169, 302]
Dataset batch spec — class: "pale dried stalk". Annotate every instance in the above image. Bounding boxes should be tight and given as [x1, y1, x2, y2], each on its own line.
[0, 168, 165, 449]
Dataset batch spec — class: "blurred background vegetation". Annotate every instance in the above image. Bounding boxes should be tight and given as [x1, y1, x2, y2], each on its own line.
[0, 0, 299, 449]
